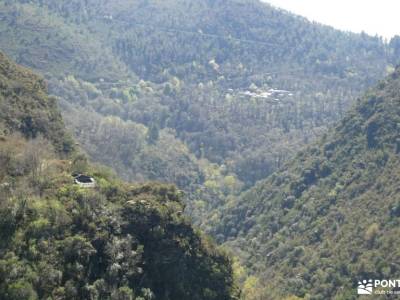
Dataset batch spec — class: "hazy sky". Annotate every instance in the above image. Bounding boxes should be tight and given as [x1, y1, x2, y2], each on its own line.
[264, 0, 399, 40]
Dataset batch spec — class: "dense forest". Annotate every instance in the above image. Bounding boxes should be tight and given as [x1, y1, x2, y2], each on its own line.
[218, 67, 400, 299]
[0, 0, 397, 215]
[0, 52, 240, 300]
[1, 0, 400, 299]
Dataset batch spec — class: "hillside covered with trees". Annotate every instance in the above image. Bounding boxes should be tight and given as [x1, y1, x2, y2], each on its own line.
[2, 1, 400, 299]
[218, 67, 400, 299]
[0, 52, 240, 300]
[0, 1, 399, 232]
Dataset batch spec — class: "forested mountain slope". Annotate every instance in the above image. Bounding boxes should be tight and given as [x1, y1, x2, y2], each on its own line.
[0, 0, 398, 228]
[218, 67, 400, 299]
[0, 51, 73, 153]
[15, 0, 392, 82]
[0, 52, 240, 300]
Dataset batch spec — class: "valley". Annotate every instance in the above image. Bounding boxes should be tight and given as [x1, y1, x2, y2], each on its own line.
[1, 0, 399, 299]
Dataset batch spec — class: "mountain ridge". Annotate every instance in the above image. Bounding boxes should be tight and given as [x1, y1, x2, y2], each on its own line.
[0, 51, 240, 300]
[1, 0, 394, 183]
[218, 66, 400, 299]
[0, 51, 74, 153]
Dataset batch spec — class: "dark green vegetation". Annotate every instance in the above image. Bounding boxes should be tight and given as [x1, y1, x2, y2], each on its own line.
[0, 1, 398, 232]
[0, 52, 73, 154]
[2, 1, 400, 299]
[0, 52, 240, 299]
[219, 68, 400, 299]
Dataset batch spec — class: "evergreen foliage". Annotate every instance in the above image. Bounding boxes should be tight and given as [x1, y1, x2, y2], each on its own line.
[0, 0, 396, 194]
[0, 52, 240, 300]
[2, 1, 400, 298]
[218, 68, 400, 299]
[0, 52, 73, 154]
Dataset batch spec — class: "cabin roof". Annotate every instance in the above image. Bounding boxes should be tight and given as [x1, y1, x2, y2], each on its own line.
[74, 174, 95, 183]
